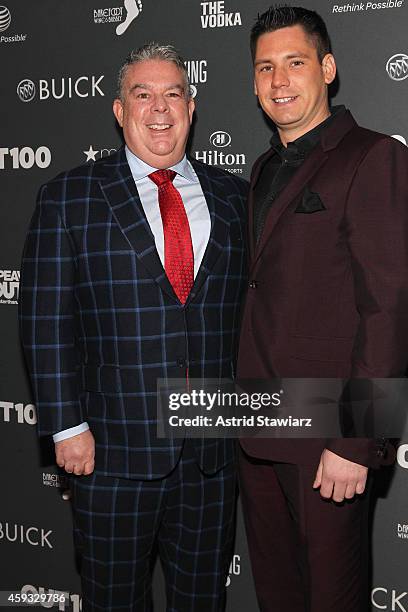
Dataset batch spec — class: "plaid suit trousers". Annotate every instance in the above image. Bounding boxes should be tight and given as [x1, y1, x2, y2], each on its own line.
[69, 439, 236, 611]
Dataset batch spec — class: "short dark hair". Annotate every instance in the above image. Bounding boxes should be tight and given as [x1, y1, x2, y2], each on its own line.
[250, 5, 332, 63]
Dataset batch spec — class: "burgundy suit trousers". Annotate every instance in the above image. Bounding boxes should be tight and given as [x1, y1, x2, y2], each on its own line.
[238, 446, 371, 612]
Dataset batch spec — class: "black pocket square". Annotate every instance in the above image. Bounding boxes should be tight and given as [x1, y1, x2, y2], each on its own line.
[295, 187, 326, 214]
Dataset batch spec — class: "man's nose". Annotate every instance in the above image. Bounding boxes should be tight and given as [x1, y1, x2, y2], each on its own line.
[152, 94, 169, 112]
[271, 66, 290, 89]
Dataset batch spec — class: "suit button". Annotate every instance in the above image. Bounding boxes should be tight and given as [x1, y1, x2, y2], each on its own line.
[376, 449, 384, 457]
[176, 357, 186, 367]
[249, 280, 258, 289]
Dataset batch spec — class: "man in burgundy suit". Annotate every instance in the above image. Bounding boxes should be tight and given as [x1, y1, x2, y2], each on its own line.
[237, 6, 408, 611]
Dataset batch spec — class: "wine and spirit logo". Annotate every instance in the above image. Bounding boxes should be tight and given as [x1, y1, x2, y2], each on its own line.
[93, 0, 143, 35]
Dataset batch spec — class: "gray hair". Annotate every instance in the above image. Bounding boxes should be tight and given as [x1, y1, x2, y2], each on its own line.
[116, 42, 191, 100]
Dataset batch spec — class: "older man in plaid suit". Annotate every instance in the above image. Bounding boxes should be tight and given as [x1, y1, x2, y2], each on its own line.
[19, 43, 248, 611]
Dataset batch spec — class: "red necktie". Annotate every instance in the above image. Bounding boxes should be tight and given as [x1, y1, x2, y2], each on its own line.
[149, 170, 194, 304]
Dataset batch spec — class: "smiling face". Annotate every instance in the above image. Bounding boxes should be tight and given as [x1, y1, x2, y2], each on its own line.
[253, 25, 336, 145]
[113, 59, 195, 168]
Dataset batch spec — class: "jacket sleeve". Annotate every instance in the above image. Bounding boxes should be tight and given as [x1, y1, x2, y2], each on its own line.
[18, 184, 84, 436]
[327, 137, 408, 466]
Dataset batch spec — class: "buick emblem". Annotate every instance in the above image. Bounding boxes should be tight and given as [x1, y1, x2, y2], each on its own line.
[17, 79, 36, 102]
[386, 54, 408, 81]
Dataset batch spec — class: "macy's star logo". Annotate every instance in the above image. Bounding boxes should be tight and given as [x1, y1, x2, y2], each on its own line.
[83, 146, 117, 162]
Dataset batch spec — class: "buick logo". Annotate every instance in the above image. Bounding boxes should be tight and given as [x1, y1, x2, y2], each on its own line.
[392, 135, 407, 146]
[0, 6, 11, 32]
[210, 131, 231, 147]
[17, 79, 36, 102]
[386, 54, 408, 81]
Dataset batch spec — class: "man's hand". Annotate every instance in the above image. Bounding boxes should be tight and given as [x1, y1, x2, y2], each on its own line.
[313, 448, 368, 502]
[55, 430, 95, 476]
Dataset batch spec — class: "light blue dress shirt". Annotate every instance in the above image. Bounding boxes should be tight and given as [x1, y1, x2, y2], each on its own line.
[53, 148, 211, 443]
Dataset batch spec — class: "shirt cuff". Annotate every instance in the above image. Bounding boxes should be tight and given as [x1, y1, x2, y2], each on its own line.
[53, 422, 90, 443]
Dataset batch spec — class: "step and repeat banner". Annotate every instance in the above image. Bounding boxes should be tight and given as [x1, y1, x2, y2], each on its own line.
[1, 1, 407, 610]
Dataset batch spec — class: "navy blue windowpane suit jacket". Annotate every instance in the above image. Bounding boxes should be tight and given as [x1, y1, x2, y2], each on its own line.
[19, 147, 248, 479]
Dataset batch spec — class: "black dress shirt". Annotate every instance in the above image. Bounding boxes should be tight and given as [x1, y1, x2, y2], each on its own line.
[253, 105, 346, 244]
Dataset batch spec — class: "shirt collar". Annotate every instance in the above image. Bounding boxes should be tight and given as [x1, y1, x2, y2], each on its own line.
[125, 146, 198, 183]
[270, 105, 346, 161]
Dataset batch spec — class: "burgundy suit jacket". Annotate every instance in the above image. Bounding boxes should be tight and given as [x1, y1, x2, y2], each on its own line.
[238, 110, 408, 468]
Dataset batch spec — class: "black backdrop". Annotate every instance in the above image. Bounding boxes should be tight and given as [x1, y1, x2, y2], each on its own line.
[1, 1, 408, 609]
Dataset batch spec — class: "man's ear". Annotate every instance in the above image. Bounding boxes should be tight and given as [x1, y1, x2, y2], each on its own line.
[188, 97, 195, 124]
[113, 98, 124, 127]
[254, 77, 258, 96]
[322, 53, 336, 85]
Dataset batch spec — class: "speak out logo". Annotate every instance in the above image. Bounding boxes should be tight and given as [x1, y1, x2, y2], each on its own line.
[20, 586, 81, 612]
[0, 269, 19, 304]
[386, 53, 408, 80]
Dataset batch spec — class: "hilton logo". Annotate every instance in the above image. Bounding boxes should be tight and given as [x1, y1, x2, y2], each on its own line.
[210, 131, 231, 147]
[386, 54, 408, 81]
[195, 131, 246, 174]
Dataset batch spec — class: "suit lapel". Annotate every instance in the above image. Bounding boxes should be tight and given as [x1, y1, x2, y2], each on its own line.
[248, 147, 275, 260]
[252, 145, 328, 268]
[99, 147, 178, 301]
[188, 159, 230, 301]
[251, 111, 357, 271]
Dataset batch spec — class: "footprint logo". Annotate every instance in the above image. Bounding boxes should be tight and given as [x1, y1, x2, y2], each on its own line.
[116, 0, 143, 36]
